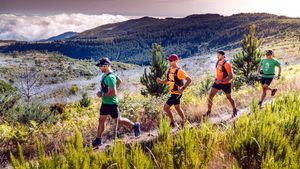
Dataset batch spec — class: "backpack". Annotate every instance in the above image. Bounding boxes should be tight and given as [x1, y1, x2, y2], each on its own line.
[167, 68, 184, 92]
[101, 72, 113, 93]
[216, 60, 228, 79]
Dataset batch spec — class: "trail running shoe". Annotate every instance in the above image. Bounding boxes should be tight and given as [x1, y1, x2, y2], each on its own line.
[91, 138, 102, 148]
[180, 120, 186, 128]
[232, 108, 238, 118]
[203, 111, 211, 117]
[271, 89, 278, 96]
[133, 122, 141, 137]
[170, 121, 179, 128]
[258, 101, 263, 109]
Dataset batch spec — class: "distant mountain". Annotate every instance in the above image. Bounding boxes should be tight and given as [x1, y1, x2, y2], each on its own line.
[1, 13, 300, 65]
[0, 40, 16, 47]
[40, 32, 78, 42]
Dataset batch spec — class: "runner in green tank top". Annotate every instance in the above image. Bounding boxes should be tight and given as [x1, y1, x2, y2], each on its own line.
[257, 50, 282, 108]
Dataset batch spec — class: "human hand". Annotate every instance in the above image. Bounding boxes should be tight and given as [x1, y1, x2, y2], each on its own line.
[97, 91, 102, 98]
[215, 80, 222, 84]
[156, 77, 162, 84]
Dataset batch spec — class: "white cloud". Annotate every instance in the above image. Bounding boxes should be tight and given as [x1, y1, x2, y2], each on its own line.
[0, 13, 129, 41]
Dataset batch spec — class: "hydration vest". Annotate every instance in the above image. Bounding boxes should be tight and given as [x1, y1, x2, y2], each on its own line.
[167, 68, 184, 92]
[216, 60, 228, 79]
[101, 72, 113, 93]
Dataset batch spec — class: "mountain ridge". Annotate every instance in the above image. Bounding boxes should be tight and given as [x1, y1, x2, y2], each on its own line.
[1, 13, 300, 65]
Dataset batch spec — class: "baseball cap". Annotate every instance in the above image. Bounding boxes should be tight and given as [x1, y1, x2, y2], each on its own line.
[96, 57, 111, 67]
[217, 50, 225, 56]
[166, 54, 179, 62]
[265, 50, 273, 56]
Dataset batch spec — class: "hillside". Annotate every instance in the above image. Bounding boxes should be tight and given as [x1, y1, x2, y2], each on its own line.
[0, 51, 140, 104]
[0, 52, 98, 85]
[0, 51, 138, 85]
[1, 13, 300, 65]
[3, 64, 300, 168]
[41, 32, 78, 42]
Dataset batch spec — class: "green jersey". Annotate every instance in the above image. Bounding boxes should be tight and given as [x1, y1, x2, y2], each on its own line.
[101, 72, 119, 105]
[260, 58, 280, 78]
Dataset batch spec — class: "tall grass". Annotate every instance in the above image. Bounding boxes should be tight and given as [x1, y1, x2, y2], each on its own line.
[5, 65, 300, 168]
[10, 92, 300, 168]
[228, 93, 300, 169]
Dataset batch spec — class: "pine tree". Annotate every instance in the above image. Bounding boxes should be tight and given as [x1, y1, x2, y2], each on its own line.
[232, 24, 264, 85]
[80, 93, 91, 108]
[140, 43, 169, 96]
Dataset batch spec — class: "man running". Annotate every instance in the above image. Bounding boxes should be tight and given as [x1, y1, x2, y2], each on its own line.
[156, 54, 192, 127]
[91, 57, 141, 147]
[204, 50, 237, 118]
[257, 50, 281, 108]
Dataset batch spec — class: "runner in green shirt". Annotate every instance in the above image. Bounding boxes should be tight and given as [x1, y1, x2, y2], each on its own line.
[257, 50, 282, 108]
[91, 57, 141, 148]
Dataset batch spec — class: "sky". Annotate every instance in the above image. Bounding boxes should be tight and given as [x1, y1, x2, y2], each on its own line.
[0, 0, 299, 41]
[1, 0, 299, 17]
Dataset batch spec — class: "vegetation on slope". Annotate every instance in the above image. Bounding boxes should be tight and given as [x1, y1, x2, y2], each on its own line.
[1, 64, 300, 168]
[2, 13, 300, 64]
[10, 91, 300, 168]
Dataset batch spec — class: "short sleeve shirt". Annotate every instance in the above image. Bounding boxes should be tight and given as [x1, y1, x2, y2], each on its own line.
[101, 73, 119, 104]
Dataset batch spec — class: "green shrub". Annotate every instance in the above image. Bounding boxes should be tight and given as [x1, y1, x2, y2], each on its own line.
[128, 144, 153, 168]
[3, 102, 58, 126]
[0, 80, 20, 115]
[0, 80, 16, 93]
[80, 93, 91, 108]
[193, 75, 213, 97]
[50, 102, 66, 114]
[70, 84, 79, 95]
[118, 93, 163, 130]
[228, 93, 300, 168]
[140, 43, 169, 96]
[232, 24, 264, 85]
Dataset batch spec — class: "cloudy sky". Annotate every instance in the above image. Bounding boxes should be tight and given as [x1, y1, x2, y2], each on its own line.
[0, 13, 128, 41]
[0, 0, 299, 41]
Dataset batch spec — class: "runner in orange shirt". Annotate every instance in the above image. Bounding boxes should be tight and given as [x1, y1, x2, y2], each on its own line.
[203, 50, 237, 118]
[156, 54, 192, 127]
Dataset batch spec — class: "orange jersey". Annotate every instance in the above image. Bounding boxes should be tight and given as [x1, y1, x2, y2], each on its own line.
[215, 60, 232, 84]
[167, 68, 189, 94]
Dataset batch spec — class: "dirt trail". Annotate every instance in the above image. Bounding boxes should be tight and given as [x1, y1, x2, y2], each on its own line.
[94, 99, 274, 151]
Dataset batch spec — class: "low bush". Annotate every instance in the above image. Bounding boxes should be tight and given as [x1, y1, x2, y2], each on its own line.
[70, 84, 79, 95]
[80, 93, 91, 108]
[50, 102, 66, 114]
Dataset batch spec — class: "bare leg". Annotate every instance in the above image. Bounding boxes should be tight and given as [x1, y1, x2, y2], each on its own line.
[225, 94, 236, 109]
[163, 103, 174, 122]
[174, 104, 185, 122]
[116, 117, 134, 128]
[207, 88, 219, 112]
[260, 84, 270, 103]
[265, 85, 273, 91]
[97, 115, 107, 138]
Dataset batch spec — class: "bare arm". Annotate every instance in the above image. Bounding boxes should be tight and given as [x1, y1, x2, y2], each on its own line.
[156, 78, 169, 84]
[257, 65, 262, 74]
[277, 65, 282, 79]
[116, 76, 122, 88]
[182, 76, 192, 90]
[221, 72, 233, 82]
